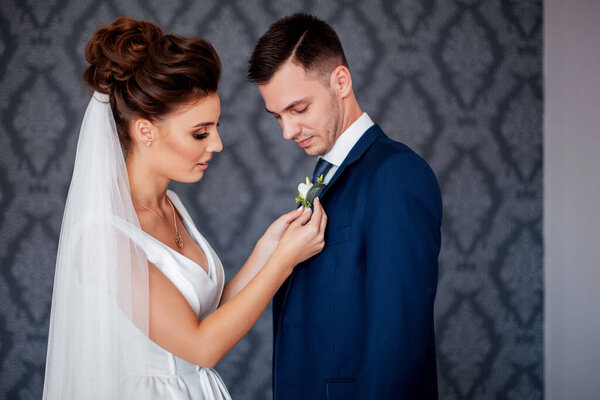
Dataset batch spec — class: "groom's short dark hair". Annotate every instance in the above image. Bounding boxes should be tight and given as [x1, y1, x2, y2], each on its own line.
[247, 13, 348, 84]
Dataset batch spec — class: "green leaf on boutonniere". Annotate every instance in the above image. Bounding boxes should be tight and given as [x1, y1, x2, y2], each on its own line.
[305, 183, 326, 205]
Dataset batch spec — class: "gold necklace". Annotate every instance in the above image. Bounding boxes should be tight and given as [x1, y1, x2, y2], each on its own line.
[134, 197, 184, 249]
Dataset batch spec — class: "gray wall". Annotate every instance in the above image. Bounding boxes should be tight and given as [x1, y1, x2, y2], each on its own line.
[545, 1, 600, 399]
[0, 1, 543, 399]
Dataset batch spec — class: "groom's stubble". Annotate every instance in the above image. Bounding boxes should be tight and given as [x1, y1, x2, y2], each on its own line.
[258, 62, 345, 158]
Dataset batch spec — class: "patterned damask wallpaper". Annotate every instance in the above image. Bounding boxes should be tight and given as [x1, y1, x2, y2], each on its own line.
[0, 0, 543, 399]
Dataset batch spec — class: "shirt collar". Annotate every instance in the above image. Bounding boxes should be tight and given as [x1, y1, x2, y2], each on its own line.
[321, 112, 374, 167]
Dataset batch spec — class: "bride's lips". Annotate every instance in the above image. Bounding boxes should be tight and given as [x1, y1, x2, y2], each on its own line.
[196, 158, 211, 171]
[297, 137, 313, 148]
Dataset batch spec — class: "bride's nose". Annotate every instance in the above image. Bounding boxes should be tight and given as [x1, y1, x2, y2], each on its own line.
[208, 130, 223, 153]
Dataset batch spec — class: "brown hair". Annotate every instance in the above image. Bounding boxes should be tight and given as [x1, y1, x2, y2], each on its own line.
[84, 17, 221, 151]
[247, 13, 348, 85]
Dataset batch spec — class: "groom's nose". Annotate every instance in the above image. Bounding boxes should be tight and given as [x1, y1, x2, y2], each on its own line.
[281, 117, 301, 141]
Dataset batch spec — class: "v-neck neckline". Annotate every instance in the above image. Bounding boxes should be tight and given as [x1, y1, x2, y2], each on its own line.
[136, 192, 213, 281]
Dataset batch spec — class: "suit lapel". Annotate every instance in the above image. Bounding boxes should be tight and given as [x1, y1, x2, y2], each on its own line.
[275, 124, 385, 341]
[318, 124, 384, 199]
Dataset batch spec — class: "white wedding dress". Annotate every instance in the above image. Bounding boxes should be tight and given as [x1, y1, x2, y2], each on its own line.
[43, 93, 232, 399]
[117, 190, 231, 399]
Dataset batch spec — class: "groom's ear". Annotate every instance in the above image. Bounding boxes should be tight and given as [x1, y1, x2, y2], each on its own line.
[330, 65, 353, 99]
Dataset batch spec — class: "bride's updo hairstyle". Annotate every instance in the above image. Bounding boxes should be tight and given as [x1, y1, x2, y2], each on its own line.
[83, 17, 221, 151]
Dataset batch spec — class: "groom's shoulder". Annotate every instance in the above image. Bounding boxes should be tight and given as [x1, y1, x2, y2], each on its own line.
[365, 126, 434, 177]
[362, 126, 441, 214]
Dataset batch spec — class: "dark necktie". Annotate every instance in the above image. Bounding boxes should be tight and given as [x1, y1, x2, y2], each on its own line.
[312, 158, 334, 183]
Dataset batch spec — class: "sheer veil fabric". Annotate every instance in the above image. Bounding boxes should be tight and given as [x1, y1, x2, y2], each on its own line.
[43, 92, 150, 398]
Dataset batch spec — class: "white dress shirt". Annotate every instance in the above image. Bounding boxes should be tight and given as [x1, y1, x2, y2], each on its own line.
[319, 112, 374, 184]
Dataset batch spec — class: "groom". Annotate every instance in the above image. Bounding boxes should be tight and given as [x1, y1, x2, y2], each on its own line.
[248, 14, 442, 400]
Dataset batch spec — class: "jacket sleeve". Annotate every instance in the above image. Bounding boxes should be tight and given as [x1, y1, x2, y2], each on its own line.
[356, 152, 442, 399]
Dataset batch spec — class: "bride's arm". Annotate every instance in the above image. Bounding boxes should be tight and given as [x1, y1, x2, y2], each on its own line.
[219, 207, 304, 305]
[148, 200, 326, 368]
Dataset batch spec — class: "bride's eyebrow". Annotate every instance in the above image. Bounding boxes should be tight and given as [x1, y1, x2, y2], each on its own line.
[191, 116, 221, 128]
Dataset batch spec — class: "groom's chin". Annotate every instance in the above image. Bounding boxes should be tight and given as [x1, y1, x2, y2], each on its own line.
[302, 145, 324, 157]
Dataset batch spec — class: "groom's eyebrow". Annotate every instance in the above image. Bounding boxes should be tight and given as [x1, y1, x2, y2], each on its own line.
[265, 97, 312, 115]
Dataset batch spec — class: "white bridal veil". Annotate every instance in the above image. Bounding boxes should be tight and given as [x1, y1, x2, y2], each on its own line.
[43, 92, 150, 398]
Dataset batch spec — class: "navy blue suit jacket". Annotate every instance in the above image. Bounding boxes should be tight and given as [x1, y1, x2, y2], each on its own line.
[273, 124, 442, 400]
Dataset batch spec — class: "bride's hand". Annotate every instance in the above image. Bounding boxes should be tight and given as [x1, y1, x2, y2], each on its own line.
[263, 207, 305, 242]
[274, 198, 327, 268]
[256, 206, 306, 258]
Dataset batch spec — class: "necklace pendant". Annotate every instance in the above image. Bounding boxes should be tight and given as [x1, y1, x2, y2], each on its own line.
[175, 232, 184, 249]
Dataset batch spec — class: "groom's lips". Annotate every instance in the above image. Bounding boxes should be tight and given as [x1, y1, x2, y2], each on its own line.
[297, 137, 313, 148]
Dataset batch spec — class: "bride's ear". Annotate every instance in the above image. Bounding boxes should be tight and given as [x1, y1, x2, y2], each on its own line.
[131, 118, 156, 148]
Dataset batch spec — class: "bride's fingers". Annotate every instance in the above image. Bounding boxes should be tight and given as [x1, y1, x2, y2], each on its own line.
[278, 207, 304, 225]
[293, 207, 312, 227]
[309, 198, 323, 228]
[281, 207, 300, 220]
[319, 206, 327, 234]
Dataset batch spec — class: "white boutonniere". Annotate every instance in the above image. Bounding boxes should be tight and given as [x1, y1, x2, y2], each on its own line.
[295, 174, 327, 208]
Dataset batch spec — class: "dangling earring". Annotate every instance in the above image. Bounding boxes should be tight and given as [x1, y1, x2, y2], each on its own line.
[145, 140, 152, 147]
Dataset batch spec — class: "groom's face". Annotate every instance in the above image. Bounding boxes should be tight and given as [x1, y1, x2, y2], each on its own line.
[259, 61, 341, 157]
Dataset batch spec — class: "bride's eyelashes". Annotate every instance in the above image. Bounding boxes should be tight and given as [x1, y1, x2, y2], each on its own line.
[192, 123, 219, 140]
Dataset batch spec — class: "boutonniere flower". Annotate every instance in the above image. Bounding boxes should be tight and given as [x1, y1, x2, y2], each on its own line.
[295, 174, 326, 208]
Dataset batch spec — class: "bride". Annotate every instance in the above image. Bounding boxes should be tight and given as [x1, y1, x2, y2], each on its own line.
[42, 17, 327, 399]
